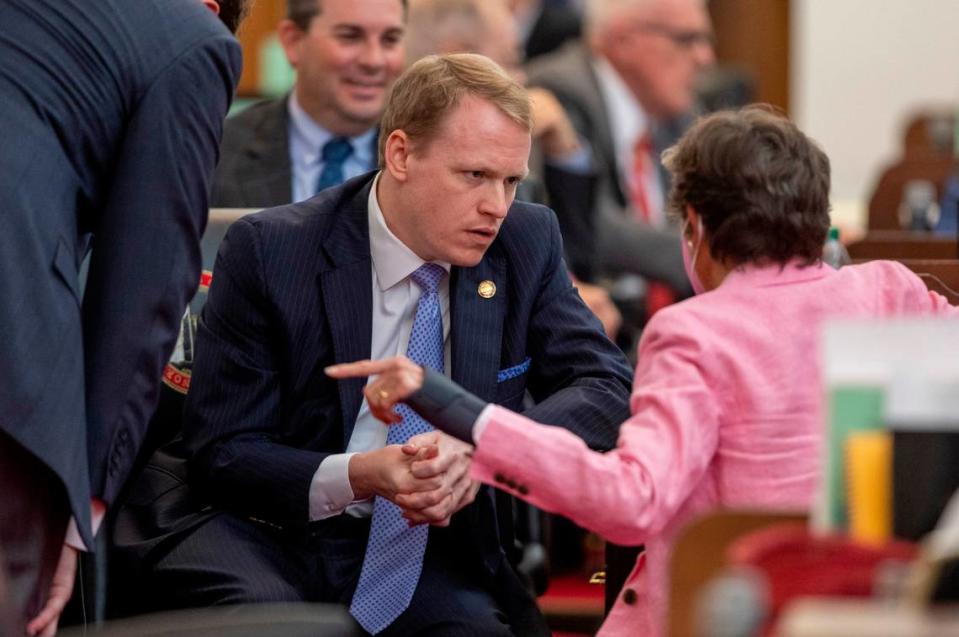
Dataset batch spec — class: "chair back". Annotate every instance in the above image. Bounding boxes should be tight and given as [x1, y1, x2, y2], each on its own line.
[866, 156, 954, 231]
[847, 231, 958, 260]
[667, 509, 807, 637]
[902, 109, 955, 158]
[896, 258, 959, 304]
[849, 258, 959, 305]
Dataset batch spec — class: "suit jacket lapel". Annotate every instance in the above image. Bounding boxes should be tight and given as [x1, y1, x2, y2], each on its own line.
[565, 46, 618, 200]
[319, 179, 374, 442]
[242, 97, 293, 206]
[450, 244, 506, 402]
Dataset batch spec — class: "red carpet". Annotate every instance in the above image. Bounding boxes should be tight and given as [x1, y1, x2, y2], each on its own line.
[537, 573, 604, 636]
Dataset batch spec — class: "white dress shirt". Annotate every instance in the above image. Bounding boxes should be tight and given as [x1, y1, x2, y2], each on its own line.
[592, 56, 666, 227]
[309, 173, 451, 520]
[287, 93, 377, 203]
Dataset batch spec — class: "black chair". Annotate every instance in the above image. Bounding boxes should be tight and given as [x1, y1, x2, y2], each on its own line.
[62, 209, 259, 629]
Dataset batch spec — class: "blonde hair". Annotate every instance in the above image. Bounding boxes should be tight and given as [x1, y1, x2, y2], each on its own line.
[378, 53, 531, 165]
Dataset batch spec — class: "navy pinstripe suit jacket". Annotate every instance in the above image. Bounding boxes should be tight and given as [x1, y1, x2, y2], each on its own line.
[0, 0, 240, 549]
[181, 171, 632, 575]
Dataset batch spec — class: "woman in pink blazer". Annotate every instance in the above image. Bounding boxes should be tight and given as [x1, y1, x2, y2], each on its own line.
[328, 107, 958, 636]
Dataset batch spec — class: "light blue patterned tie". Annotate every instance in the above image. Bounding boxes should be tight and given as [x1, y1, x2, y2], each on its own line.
[350, 263, 446, 634]
[316, 137, 353, 193]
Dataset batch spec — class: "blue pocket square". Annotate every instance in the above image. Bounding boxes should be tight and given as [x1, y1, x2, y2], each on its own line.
[497, 357, 531, 383]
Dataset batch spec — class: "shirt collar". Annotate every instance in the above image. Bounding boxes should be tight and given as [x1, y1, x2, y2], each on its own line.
[367, 172, 450, 291]
[592, 56, 649, 154]
[287, 92, 377, 168]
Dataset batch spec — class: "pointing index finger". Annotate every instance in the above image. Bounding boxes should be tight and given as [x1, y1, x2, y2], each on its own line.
[325, 359, 389, 378]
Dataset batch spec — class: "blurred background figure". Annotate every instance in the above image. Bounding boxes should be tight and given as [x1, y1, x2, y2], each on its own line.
[211, 0, 407, 208]
[527, 0, 715, 320]
[507, 0, 583, 63]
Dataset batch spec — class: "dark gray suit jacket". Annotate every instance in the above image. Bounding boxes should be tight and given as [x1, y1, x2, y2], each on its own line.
[527, 42, 693, 293]
[0, 0, 240, 547]
[210, 97, 294, 209]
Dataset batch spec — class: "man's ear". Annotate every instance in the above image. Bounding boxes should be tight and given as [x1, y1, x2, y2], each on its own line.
[277, 19, 306, 68]
[201, 0, 220, 16]
[383, 130, 413, 183]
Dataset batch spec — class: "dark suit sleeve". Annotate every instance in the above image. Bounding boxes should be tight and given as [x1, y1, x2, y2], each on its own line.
[594, 204, 694, 295]
[521, 214, 633, 451]
[408, 368, 487, 444]
[542, 163, 597, 281]
[182, 218, 329, 525]
[82, 36, 241, 506]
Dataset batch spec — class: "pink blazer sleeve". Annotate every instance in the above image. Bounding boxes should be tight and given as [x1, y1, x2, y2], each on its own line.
[470, 318, 722, 545]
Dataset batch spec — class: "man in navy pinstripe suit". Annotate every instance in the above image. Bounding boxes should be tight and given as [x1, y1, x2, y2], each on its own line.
[141, 53, 631, 635]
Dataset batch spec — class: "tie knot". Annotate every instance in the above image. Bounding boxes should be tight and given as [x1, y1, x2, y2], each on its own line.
[411, 263, 445, 294]
[322, 137, 353, 163]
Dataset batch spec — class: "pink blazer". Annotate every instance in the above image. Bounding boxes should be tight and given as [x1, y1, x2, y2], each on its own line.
[470, 260, 956, 636]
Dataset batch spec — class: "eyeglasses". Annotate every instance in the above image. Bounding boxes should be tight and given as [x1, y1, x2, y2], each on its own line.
[633, 22, 715, 50]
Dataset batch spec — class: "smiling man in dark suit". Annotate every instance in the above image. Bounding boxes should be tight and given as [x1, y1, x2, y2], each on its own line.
[212, 0, 407, 208]
[144, 53, 631, 636]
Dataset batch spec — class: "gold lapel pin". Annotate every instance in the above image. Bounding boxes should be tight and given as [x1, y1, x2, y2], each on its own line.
[478, 280, 496, 299]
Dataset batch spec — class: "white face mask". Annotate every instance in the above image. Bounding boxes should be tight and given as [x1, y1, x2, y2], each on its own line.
[681, 217, 706, 294]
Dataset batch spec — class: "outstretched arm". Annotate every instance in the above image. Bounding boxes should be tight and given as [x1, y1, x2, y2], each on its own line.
[328, 313, 722, 547]
[326, 358, 486, 444]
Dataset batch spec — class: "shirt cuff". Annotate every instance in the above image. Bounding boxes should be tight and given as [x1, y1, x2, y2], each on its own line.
[309, 453, 358, 521]
[473, 404, 497, 445]
[64, 498, 107, 551]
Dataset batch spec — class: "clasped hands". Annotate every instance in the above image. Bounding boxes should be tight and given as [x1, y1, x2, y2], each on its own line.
[328, 357, 479, 527]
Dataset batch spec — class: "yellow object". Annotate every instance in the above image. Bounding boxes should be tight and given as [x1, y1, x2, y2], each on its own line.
[845, 431, 892, 545]
[478, 280, 496, 298]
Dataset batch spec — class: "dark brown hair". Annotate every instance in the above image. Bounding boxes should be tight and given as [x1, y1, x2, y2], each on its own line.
[663, 105, 831, 267]
[217, 0, 253, 33]
[287, 0, 408, 31]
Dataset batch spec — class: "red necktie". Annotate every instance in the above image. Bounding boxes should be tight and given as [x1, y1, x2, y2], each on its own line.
[630, 133, 655, 223]
[630, 133, 675, 317]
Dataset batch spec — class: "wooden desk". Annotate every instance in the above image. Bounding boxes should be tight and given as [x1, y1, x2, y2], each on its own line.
[847, 231, 958, 260]
[668, 511, 807, 637]
[849, 258, 959, 304]
[776, 598, 959, 637]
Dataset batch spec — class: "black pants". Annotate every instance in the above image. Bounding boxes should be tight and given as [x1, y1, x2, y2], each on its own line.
[144, 511, 541, 636]
[0, 431, 70, 634]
